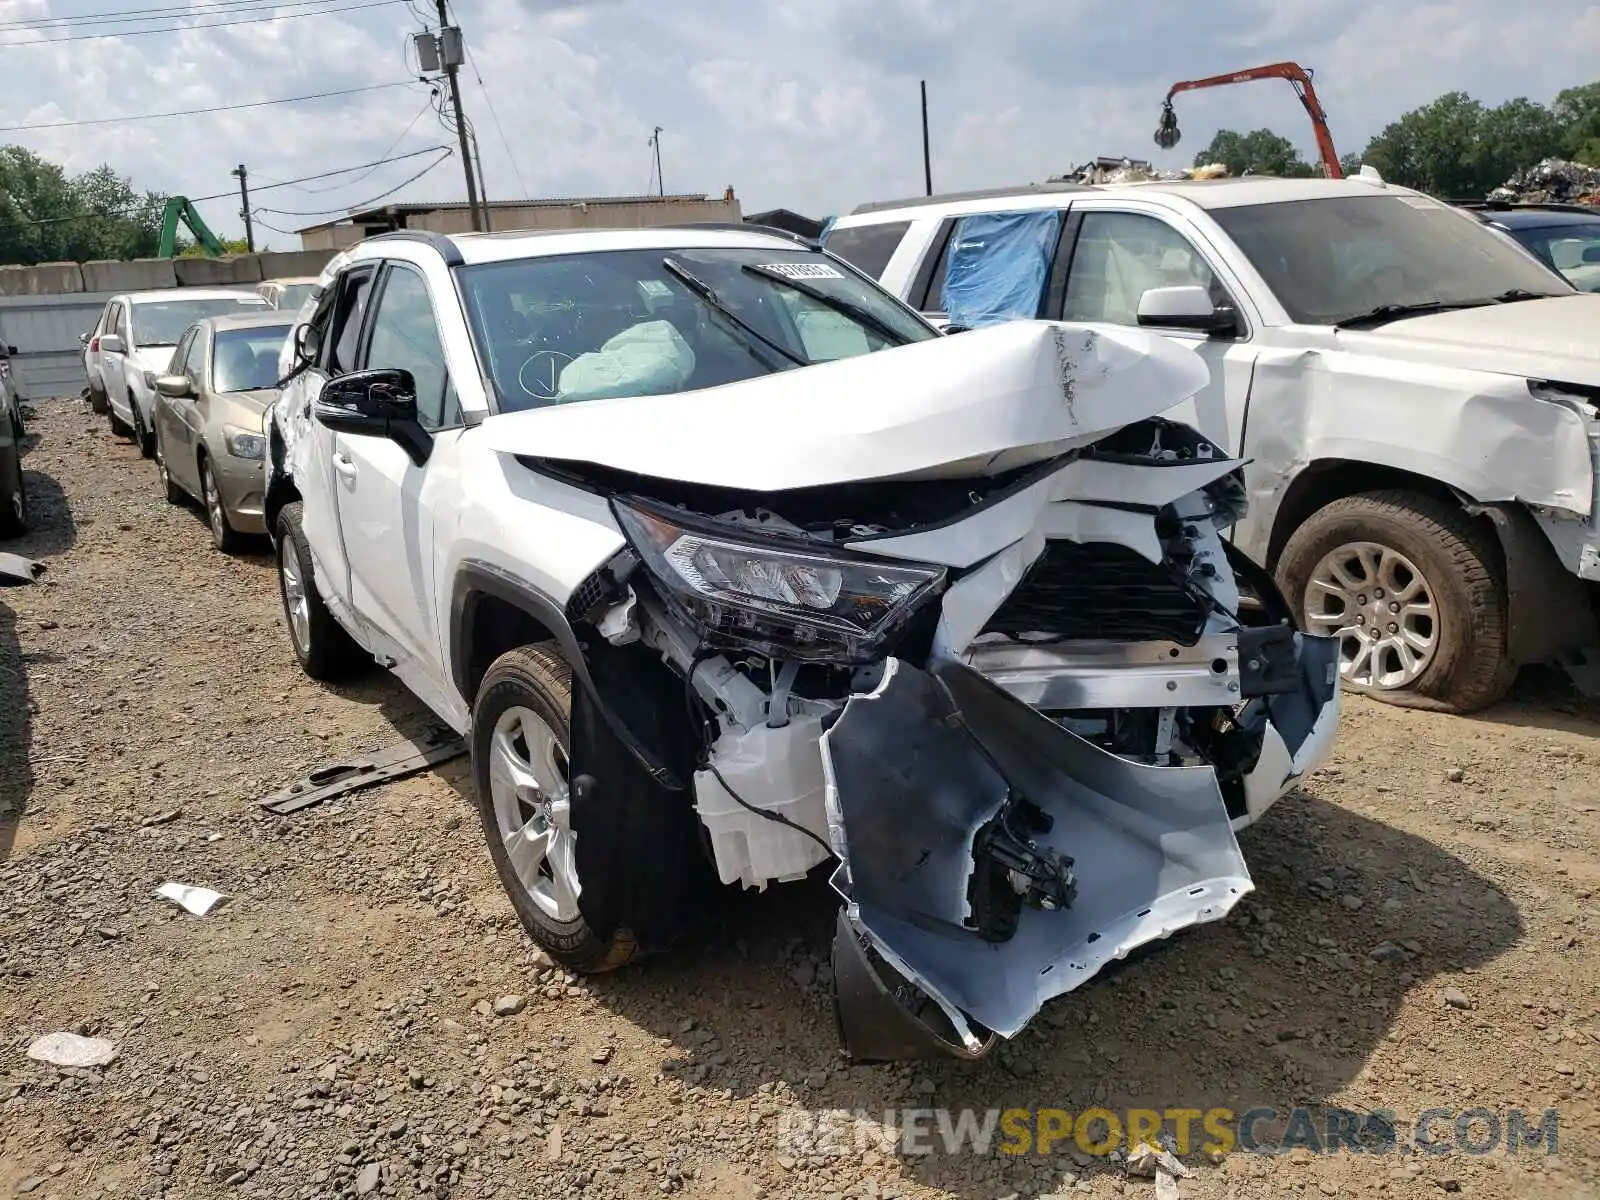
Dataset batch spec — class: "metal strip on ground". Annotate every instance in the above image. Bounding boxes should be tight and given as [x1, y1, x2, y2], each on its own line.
[260, 728, 467, 815]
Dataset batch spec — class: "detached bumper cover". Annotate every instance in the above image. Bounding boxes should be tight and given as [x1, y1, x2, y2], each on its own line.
[822, 632, 1338, 1060]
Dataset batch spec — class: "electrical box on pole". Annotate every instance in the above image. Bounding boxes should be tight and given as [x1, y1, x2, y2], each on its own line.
[414, 31, 441, 73]
[439, 26, 463, 67]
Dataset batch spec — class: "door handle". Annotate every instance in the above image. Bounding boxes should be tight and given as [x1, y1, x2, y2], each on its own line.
[333, 453, 357, 480]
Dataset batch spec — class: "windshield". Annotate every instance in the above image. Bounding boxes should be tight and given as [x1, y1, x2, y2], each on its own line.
[1504, 223, 1600, 293]
[458, 247, 935, 412]
[132, 297, 268, 347]
[277, 283, 317, 311]
[211, 324, 292, 393]
[1210, 195, 1572, 325]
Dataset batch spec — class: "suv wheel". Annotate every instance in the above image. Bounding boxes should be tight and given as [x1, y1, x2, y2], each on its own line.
[87, 381, 109, 415]
[274, 501, 364, 679]
[108, 401, 133, 440]
[473, 643, 638, 973]
[1276, 490, 1515, 713]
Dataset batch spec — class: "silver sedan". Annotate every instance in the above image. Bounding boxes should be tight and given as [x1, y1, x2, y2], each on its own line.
[152, 311, 294, 553]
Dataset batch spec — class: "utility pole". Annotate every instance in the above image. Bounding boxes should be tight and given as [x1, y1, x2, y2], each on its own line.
[231, 163, 254, 252]
[920, 81, 933, 196]
[431, 0, 483, 231]
[649, 126, 664, 197]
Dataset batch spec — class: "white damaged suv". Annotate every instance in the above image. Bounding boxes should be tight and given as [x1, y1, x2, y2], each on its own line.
[262, 225, 1339, 1060]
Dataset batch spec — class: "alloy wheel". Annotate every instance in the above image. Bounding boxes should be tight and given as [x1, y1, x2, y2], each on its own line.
[202, 464, 226, 545]
[1303, 540, 1438, 690]
[487, 704, 580, 922]
[278, 537, 312, 655]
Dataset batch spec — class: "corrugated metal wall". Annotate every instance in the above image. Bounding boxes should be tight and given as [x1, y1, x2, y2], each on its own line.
[0, 292, 116, 401]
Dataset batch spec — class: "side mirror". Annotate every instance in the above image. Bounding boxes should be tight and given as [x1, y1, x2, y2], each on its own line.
[1136, 285, 1238, 336]
[99, 333, 125, 355]
[314, 368, 430, 466]
[293, 323, 320, 366]
[79, 332, 90, 346]
[155, 374, 193, 399]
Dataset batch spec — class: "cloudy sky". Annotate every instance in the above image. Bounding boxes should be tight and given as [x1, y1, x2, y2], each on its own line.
[2, 0, 1599, 245]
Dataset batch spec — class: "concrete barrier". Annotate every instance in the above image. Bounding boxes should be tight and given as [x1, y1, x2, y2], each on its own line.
[258, 249, 338, 280]
[81, 258, 177, 292]
[0, 262, 86, 298]
[173, 254, 264, 287]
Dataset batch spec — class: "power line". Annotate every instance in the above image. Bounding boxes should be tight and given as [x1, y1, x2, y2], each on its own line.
[0, 81, 416, 133]
[463, 42, 526, 199]
[0, 145, 451, 234]
[290, 92, 437, 193]
[0, 0, 402, 45]
[0, 0, 379, 31]
[256, 148, 451, 216]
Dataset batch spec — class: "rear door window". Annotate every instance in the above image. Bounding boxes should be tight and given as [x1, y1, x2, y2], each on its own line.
[822, 221, 910, 281]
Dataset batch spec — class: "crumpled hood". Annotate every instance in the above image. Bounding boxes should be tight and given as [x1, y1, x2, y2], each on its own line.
[217, 389, 277, 430]
[1340, 295, 1600, 385]
[481, 321, 1210, 491]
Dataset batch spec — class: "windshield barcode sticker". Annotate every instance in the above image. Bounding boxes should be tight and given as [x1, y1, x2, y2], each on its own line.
[760, 262, 845, 279]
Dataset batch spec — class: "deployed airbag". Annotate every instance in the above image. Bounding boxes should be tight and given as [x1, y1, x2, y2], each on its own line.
[822, 659, 1252, 1041]
[557, 319, 696, 403]
[941, 210, 1062, 329]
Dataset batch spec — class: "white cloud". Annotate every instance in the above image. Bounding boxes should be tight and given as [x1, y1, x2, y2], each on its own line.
[0, 0, 1597, 244]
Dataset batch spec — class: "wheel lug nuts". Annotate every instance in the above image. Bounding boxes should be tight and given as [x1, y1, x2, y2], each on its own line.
[1374, 588, 1384, 598]
[1357, 594, 1368, 604]
[1356, 615, 1365, 625]
[1388, 623, 1398, 633]
[1389, 602, 1400, 613]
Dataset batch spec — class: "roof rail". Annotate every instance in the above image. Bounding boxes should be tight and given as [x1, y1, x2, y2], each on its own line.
[849, 181, 1091, 216]
[365, 229, 464, 266]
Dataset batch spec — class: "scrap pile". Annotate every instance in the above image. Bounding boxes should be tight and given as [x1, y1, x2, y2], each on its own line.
[1488, 158, 1600, 206]
[1055, 157, 1229, 185]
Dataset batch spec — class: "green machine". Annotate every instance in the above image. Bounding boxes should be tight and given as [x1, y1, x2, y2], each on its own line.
[157, 196, 225, 258]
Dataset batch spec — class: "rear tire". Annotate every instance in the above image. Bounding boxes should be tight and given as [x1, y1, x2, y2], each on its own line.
[274, 501, 365, 680]
[108, 403, 132, 440]
[1276, 490, 1516, 713]
[473, 643, 639, 974]
[87, 382, 109, 415]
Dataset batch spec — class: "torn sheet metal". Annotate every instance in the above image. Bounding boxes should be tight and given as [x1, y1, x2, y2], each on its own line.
[0, 551, 42, 585]
[156, 881, 228, 916]
[259, 728, 466, 814]
[482, 320, 1210, 491]
[822, 659, 1251, 1042]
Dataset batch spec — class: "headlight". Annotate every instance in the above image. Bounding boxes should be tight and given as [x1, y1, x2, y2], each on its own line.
[223, 425, 266, 459]
[613, 498, 946, 664]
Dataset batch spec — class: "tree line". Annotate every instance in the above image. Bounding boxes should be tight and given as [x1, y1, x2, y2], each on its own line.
[1, 145, 251, 267]
[1196, 81, 1600, 198]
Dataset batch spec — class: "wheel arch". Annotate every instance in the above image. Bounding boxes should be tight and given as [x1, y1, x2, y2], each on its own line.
[1265, 459, 1487, 572]
[263, 425, 300, 544]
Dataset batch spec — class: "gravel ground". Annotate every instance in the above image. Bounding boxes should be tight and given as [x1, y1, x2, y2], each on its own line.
[1, 399, 1598, 1200]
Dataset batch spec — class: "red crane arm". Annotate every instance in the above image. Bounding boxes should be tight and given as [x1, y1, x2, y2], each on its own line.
[1162, 61, 1343, 179]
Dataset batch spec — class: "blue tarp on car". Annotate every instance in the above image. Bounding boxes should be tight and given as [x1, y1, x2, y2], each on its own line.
[940, 210, 1062, 329]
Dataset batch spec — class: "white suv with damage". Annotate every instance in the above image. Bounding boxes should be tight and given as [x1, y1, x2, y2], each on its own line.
[262, 225, 1338, 1061]
[826, 175, 1600, 712]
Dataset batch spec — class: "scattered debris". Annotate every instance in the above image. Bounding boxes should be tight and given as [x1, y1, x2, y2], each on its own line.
[0, 551, 43, 586]
[259, 728, 467, 815]
[1127, 1141, 1190, 1200]
[141, 808, 182, 827]
[491, 995, 526, 1017]
[26, 1031, 117, 1068]
[155, 881, 228, 916]
[1488, 158, 1600, 206]
[1442, 986, 1473, 1011]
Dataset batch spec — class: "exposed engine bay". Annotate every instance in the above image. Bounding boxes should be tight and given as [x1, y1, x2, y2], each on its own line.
[528, 322, 1341, 1061]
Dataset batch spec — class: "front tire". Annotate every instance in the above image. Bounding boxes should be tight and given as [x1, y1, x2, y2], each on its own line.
[0, 431, 25, 539]
[473, 643, 638, 974]
[154, 431, 186, 505]
[1277, 490, 1515, 713]
[87, 381, 109, 415]
[108, 402, 132, 440]
[199, 456, 241, 554]
[130, 394, 155, 458]
[274, 501, 364, 680]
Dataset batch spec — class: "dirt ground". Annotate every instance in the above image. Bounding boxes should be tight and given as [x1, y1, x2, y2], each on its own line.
[1, 398, 1597, 1200]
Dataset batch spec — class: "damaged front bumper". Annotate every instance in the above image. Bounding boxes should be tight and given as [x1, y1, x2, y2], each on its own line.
[821, 634, 1336, 1061]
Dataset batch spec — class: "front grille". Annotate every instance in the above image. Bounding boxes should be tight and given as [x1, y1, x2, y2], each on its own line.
[980, 539, 1209, 645]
